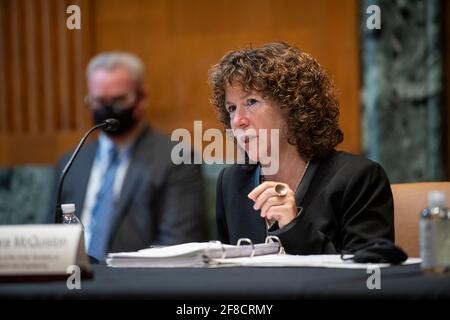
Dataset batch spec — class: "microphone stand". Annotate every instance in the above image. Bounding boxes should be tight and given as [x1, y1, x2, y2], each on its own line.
[55, 122, 111, 223]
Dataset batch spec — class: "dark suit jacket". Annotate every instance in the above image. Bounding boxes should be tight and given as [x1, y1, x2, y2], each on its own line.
[216, 151, 394, 254]
[52, 125, 208, 253]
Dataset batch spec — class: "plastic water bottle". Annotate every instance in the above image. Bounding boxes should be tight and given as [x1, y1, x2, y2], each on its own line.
[62, 203, 84, 230]
[420, 191, 450, 274]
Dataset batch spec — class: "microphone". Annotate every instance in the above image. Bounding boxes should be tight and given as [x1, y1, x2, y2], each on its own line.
[54, 118, 120, 223]
[104, 118, 120, 132]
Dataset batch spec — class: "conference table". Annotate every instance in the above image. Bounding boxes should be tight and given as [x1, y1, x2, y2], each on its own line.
[1, 263, 450, 300]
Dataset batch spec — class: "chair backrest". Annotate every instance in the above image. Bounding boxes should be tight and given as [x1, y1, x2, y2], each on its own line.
[391, 182, 450, 257]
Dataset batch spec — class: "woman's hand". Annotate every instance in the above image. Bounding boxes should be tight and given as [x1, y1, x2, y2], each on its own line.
[248, 181, 298, 229]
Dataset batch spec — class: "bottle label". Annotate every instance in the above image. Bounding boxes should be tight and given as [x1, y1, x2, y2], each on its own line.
[420, 219, 437, 269]
[436, 220, 450, 268]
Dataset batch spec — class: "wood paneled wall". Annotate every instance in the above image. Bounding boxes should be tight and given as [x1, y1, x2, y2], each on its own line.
[0, 0, 360, 165]
[0, 0, 93, 164]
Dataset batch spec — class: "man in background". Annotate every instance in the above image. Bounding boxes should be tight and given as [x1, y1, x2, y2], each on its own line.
[53, 52, 208, 261]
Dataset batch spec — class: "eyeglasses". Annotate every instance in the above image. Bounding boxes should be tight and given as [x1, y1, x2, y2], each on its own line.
[84, 91, 138, 110]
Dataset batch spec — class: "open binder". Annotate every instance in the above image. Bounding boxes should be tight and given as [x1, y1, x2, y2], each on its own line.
[106, 236, 284, 268]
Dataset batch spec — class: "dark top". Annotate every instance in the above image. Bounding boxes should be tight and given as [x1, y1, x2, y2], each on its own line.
[51, 125, 208, 253]
[216, 151, 394, 254]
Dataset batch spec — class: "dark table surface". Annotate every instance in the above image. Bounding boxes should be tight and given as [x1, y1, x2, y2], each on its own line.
[1, 263, 450, 300]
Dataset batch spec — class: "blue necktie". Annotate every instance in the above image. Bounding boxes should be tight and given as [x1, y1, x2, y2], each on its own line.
[88, 146, 121, 261]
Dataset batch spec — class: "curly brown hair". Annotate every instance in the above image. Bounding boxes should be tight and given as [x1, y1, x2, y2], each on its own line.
[208, 42, 343, 160]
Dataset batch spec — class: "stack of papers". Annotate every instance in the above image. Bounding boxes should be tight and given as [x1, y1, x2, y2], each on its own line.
[212, 254, 422, 269]
[106, 240, 421, 269]
[106, 241, 282, 268]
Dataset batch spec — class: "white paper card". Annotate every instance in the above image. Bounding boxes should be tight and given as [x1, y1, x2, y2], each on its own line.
[212, 254, 422, 269]
[0, 224, 90, 276]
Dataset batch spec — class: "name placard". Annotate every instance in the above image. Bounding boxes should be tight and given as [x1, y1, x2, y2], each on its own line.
[0, 224, 91, 277]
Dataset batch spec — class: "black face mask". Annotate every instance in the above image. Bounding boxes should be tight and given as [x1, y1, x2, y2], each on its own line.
[92, 105, 138, 136]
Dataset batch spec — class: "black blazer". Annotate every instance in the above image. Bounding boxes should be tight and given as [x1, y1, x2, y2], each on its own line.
[51, 125, 208, 253]
[216, 151, 394, 254]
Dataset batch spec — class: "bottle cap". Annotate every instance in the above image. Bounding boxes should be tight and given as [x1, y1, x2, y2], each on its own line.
[61, 203, 76, 214]
[428, 191, 445, 208]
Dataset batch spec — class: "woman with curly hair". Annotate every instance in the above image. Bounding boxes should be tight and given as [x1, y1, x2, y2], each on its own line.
[208, 42, 394, 254]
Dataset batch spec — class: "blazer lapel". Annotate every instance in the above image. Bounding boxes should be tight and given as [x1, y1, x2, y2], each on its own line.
[295, 157, 320, 207]
[114, 155, 142, 219]
[113, 127, 149, 225]
[245, 166, 268, 242]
